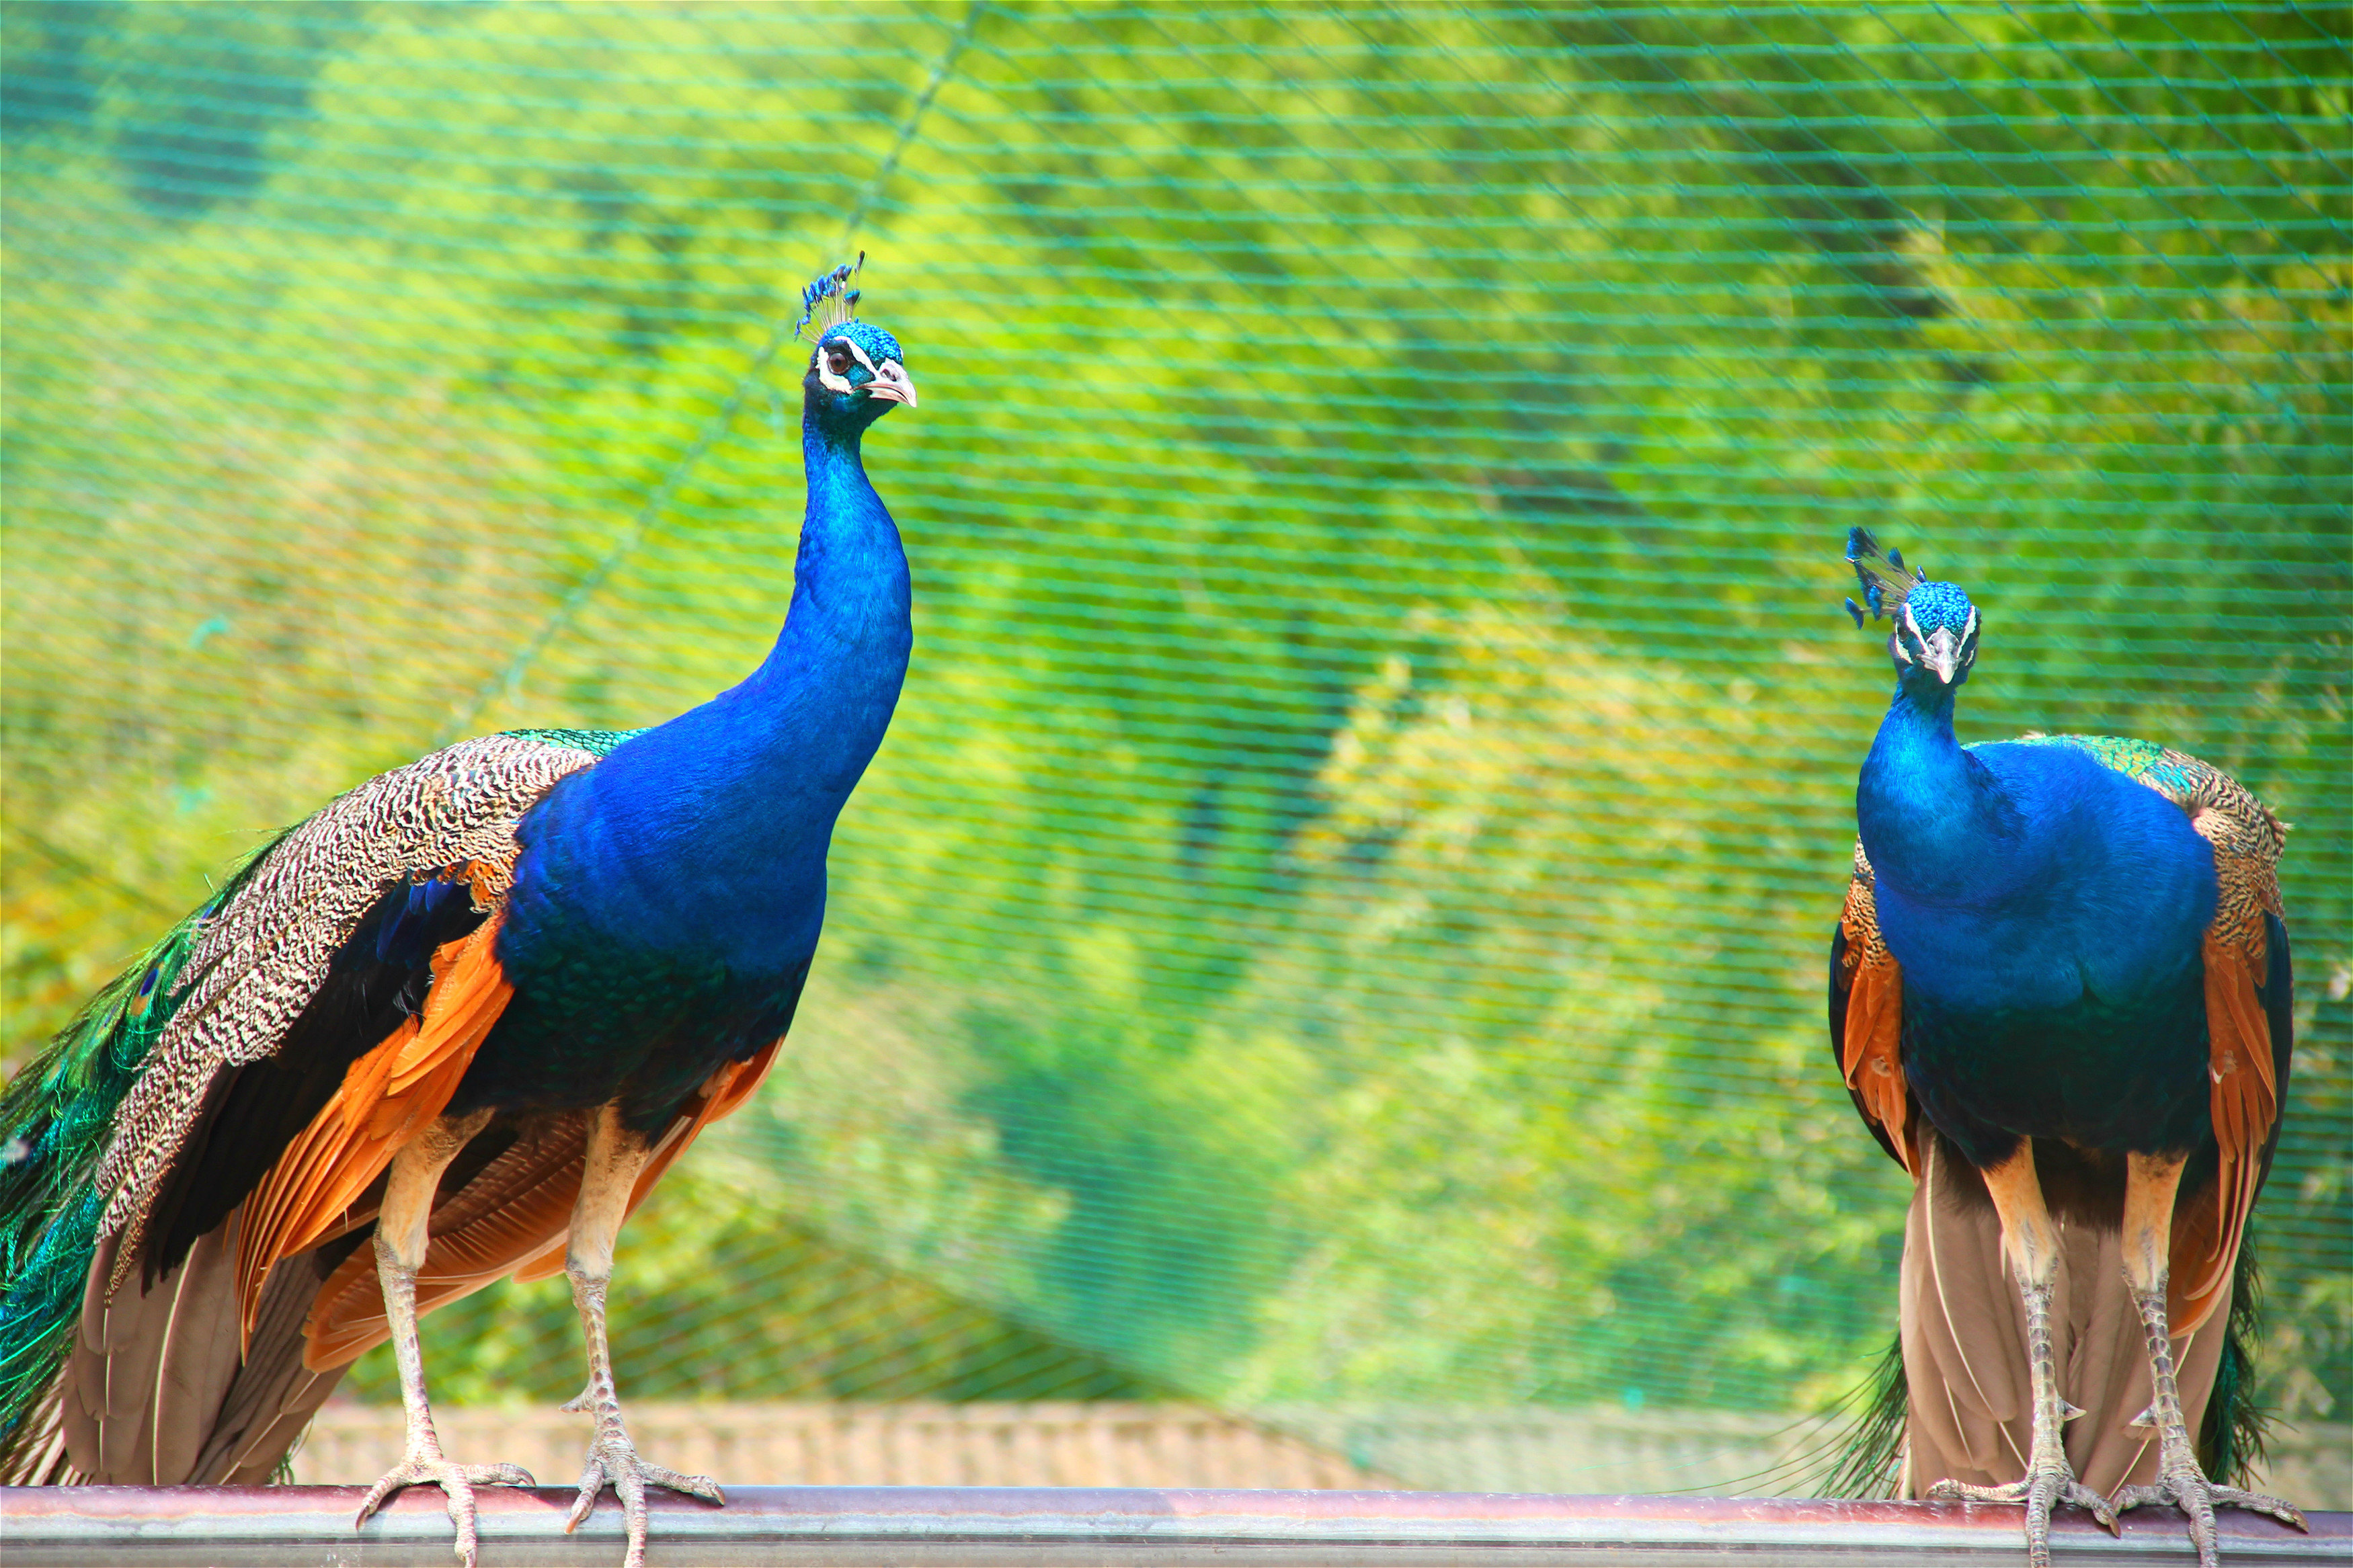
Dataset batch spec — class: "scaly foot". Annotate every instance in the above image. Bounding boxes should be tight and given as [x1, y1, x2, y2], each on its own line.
[354, 1447, 536, 1568]
[565, 1420, 725, 1568]
[2116, 1462, 2307, 1568]
[2107, 1260, 2311, 1568]
[1930, 1464, 2120, 1568]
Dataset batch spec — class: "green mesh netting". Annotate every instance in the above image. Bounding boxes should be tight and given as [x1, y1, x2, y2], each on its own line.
[2, 1, 2345, 1490]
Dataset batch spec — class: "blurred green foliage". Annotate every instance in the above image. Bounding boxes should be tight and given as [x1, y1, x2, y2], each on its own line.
[2, 1, 2345, 1464]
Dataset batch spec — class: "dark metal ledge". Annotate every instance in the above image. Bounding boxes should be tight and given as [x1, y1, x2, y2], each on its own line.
[1, 1485, 2342, 1566]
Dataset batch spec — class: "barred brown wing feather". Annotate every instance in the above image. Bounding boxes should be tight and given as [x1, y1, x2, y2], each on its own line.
[93, 733, 606, 1284]
[48, 733, 610, 1484]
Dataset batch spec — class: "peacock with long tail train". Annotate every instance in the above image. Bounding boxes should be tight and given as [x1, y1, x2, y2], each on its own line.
[1825, 528, 2307, 1567]
[0, 259, 918, 1568]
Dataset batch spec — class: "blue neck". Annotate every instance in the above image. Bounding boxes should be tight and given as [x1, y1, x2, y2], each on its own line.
[685, 410, 912, 793]
[1856, 676, 2018, 901]
[750, 413, 913, 703]
[509, 403, 911, 973]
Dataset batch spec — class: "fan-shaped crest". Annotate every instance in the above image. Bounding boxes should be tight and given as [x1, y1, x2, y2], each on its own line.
[795, 253, 866, 340]
[1843, 527, 1928, 629]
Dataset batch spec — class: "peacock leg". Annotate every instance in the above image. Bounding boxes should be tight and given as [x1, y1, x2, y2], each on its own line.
[562, 1102, 724, 1568]
[2112, 1152, 2305, 1567]
[1927, 1141, 2118, 1568]
[354, 1110, 535, 1568]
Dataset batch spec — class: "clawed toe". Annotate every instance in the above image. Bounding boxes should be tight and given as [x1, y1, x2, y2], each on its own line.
[2117, 1468, 2309, 1567]
[1929, 1468, 2118, 1568]
[1929, 1473, 2119, 1530]
[354, 1452, 536, 1568]
[2119, 1478, 2307, 1530]
[2214, 1487, 2307, 1531]
[566, 1430, 725, 1568]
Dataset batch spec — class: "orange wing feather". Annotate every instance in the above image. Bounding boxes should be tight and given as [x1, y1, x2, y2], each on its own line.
[231, 911, 515, 1348]
[301, 1034, 784, 1369]
[512, 1034, 781, 1283]
[2172, 816, 2286, 1336]
[1838, 850, 1918, 1175]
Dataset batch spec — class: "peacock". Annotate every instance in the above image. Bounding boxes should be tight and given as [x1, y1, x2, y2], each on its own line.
[1825, 529, 2307, 1567]
[0, 259, 917, 1568]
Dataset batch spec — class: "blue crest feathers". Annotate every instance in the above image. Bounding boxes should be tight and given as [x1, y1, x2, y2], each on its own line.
[795, 253, 866, 340]
[1844, 528, 1975, 634]
[1845, 527, 1925, 628]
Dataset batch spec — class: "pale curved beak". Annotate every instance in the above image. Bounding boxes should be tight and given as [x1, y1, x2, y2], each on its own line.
[867, 360, 918, 409]
[1921, 626, 1964, 684]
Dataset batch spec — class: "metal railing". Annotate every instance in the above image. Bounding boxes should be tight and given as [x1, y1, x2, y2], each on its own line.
[2, 1485, 2342, 1567]
[284, 1403, 2353, 1507]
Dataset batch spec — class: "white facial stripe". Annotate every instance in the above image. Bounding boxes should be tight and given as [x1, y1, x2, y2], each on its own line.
[1963, 606, 1980, 649]
[817, 335, 881, 397]
[815, 339, 856, 395]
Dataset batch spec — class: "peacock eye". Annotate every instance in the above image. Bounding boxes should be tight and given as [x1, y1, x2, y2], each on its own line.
[826, 349, 850, 376]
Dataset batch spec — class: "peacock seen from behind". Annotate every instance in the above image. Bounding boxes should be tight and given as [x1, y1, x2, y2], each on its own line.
[0, 260, 918, 1568]
[1827, 530, 2306, 1567]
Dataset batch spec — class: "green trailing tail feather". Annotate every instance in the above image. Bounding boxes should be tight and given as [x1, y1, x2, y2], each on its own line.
[0, 835, 286, 1472]
[1817, 1333, 1907, 1497]
[1818, 1237, 2272, 1497]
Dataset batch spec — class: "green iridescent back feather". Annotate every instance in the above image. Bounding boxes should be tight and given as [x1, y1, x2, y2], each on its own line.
[0, 831, 288, 1464]
[502, 727, 640, 757]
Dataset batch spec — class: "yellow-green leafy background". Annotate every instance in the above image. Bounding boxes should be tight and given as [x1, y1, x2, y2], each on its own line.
[3, 1, 2345, 1467]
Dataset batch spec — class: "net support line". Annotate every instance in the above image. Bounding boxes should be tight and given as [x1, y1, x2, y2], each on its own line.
[440, 0, 990, 744]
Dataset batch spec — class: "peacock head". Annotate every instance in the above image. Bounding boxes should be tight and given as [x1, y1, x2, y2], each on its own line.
[795, 255, 917, 436]
[1843, 527, 1979, 690]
